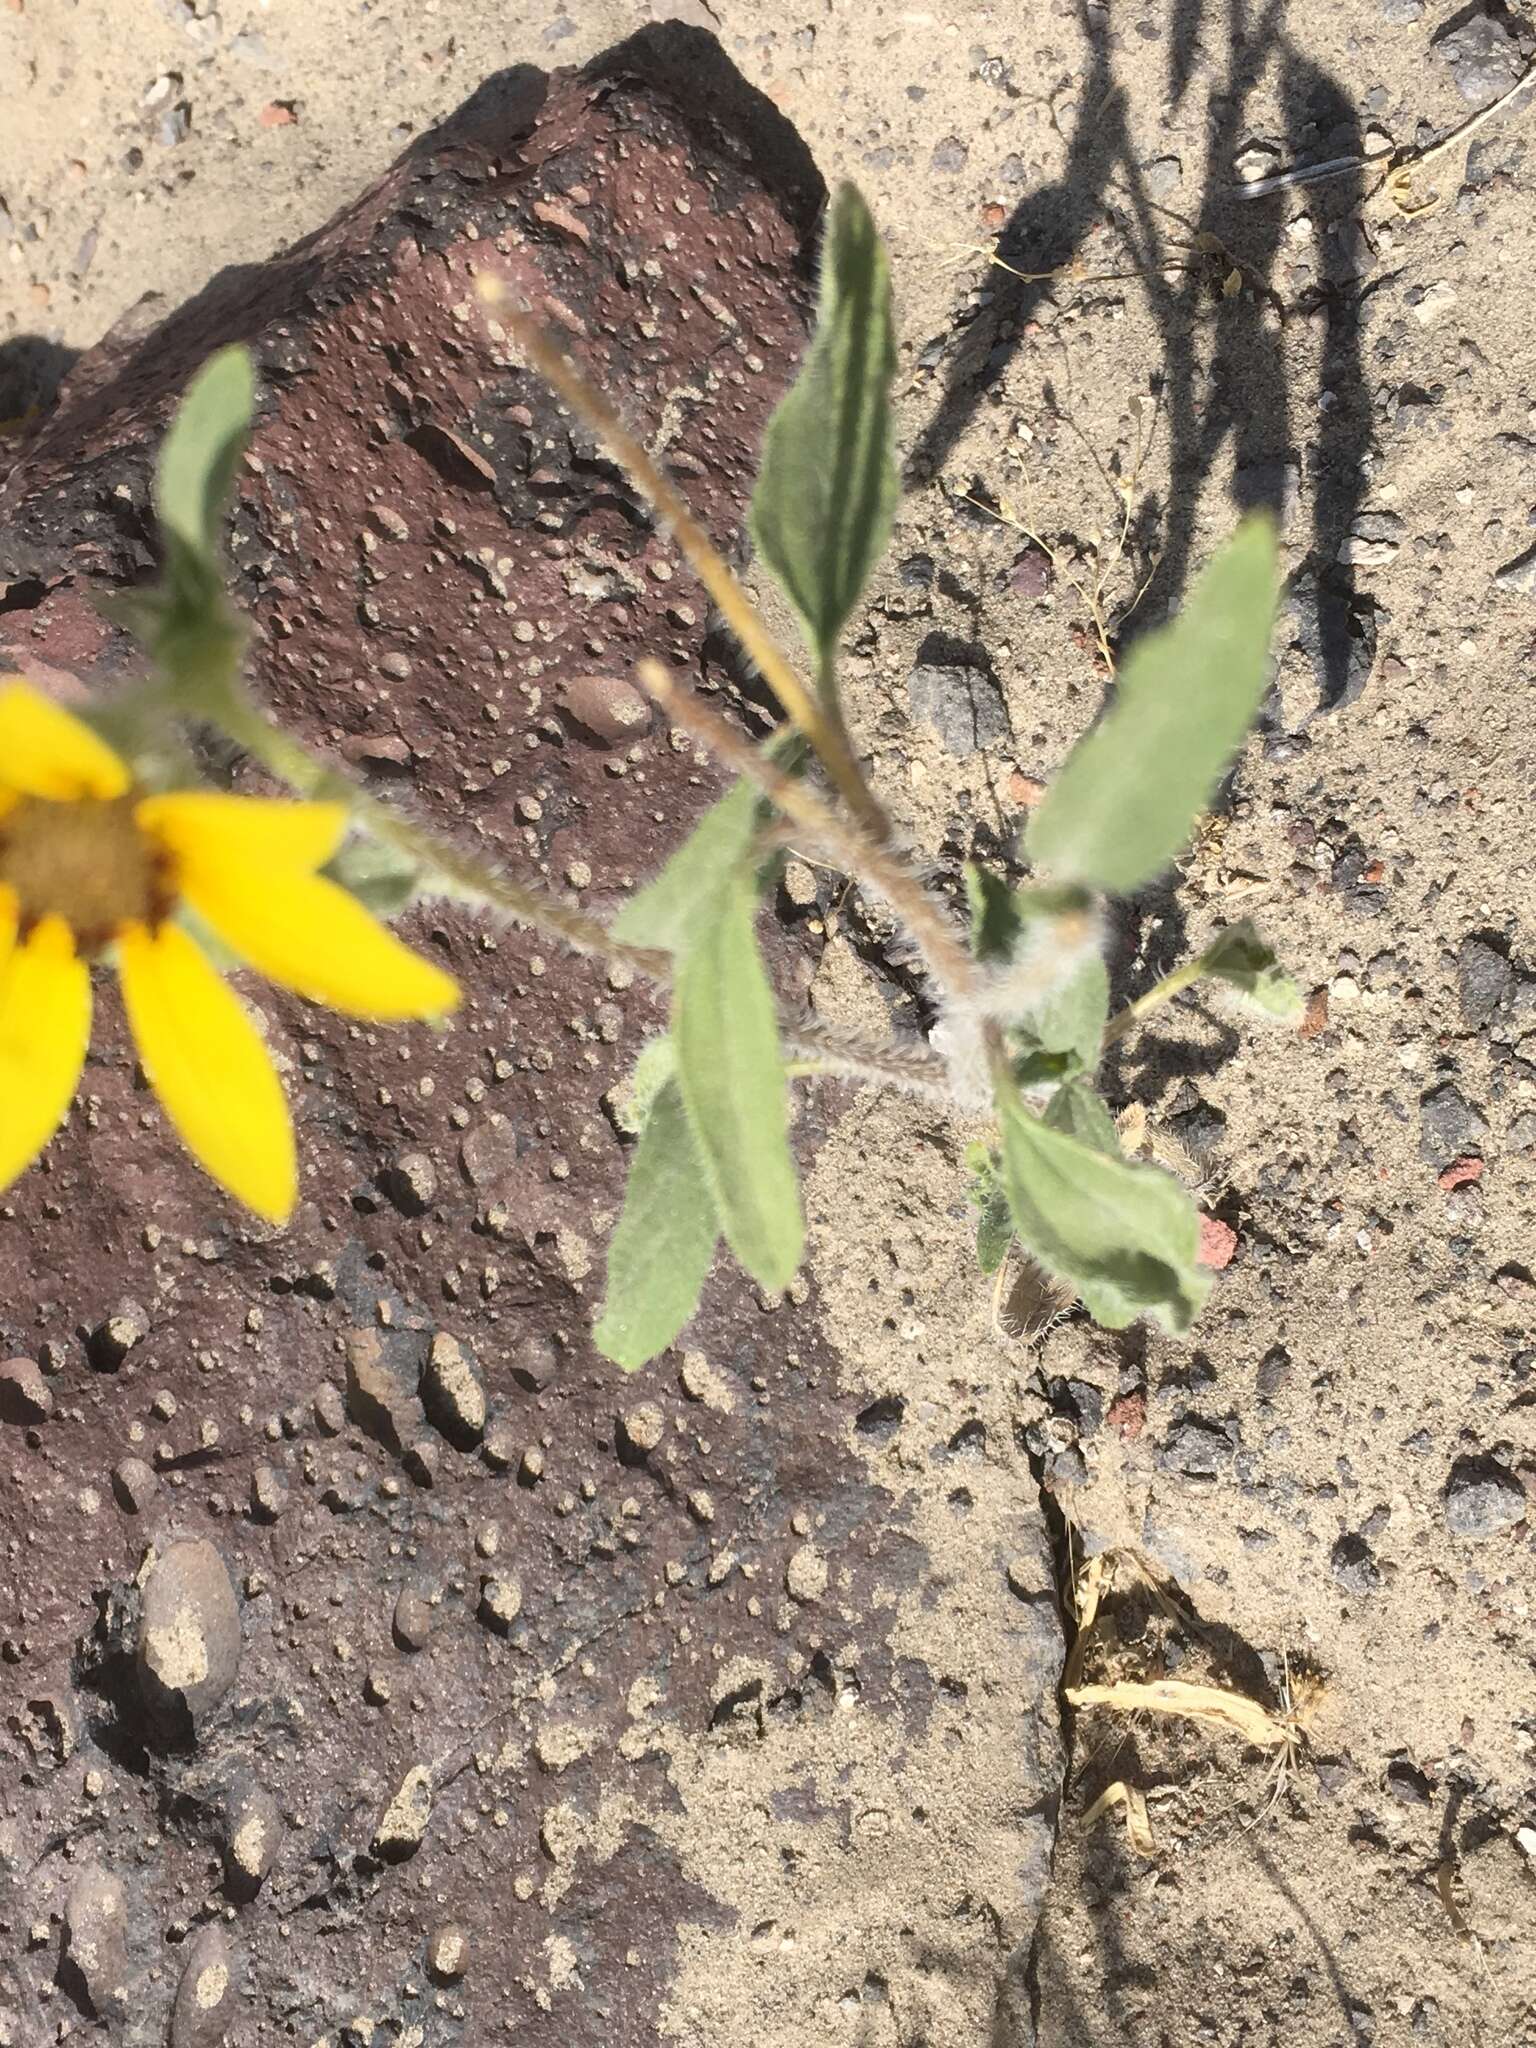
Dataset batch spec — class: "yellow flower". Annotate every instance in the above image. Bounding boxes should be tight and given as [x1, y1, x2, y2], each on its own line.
[0, 678, 459, 1223]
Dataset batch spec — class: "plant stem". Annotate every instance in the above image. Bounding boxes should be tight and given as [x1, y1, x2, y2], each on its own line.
[1101, 954, 1208, 1046]
[484, 292, 893, 849]
[634, 658, 975, 1001]
[204, 680, 671, 981]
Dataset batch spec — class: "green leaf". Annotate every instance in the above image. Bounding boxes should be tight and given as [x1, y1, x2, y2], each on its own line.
[673, 882, 804, 1292]
[749, 183, 899, 675]
[1042, 1078, 1120, 1155]
[155, 345, 256, 570]
[964, 1143, 1013, 1275]
[1026, 516, 1279, 893]
[1030, 952, 1110, 1075]
[594, 1079, 719, 1371]
[963, 862, 1020, 965]
[610, 781, 761, 952]
[1199, 920, 1303, 1023]
[996, 1075, 1210, 1335]
[324, 832, 421, 918]
[610, 1036, 678, 1137]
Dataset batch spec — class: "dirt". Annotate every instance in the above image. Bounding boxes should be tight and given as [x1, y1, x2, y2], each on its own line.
[4, 3, 1536, 2047]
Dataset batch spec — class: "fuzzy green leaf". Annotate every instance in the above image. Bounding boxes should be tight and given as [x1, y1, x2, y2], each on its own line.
[156, 345, 256, 572]
[673, 883, 804, 1293]
[1026, 517, 1279, 893]
[749, 183, 899, 674]
[610, 781, 761, 953]
[594, 1079, 720, 1371]
[324, 833, 422, 918]
[1042, 1078, 1121, 1156]
[963, 863, 1020, 965]
[1031, 953, 1111, 1075]
[1200, 920, 1303, 1022]
[996, 1075, 1210, 1335]
[964, 1143, 1015, 1276]
[610, 1036, 678, 1138]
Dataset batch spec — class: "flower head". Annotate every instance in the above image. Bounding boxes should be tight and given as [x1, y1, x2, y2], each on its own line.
[0, 679, 459, 1222]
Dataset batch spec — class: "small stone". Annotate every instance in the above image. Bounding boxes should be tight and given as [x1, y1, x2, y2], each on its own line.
[393, 1587, 434, 1651]
[617, 1402, 665, 1459]
[907, 660, 1007, 755]
[479, 1575, 523, 1634]
[403, 1437, 441, 1488]
[87, 1299, 149, 1370]
[138, 1539, 243, 1727]
[1158, 1416, 1235, 1479]
[1197, 1214, 1238, 1270]
[1438, 1156, 1484, 1192]
[1458, 935, 1512, 1026]
[225, 1780, 281, 1899]
[427, 1923, 469, 1982]
[373, 1764, 433, 1861]
[380, 1149, 437, 1215]
[111, 1456, 159, 1514]
[170, 1925, 234, 2048]
[249, 1463, 288, 1522]
[1494, 543, 1536, 597]
[1234, 139, 1281, 182]
[780, 858, 819, 910]
[313, 1382, 346, 1435]
[345, 1329, 425, 1453]
[421, 1331, 486, 1448]
[62, 1864, 129, 2020]
[784, 1544, 828, 1603]
[481, 1422, 518, 1471]
[364, 1664, 392, 1705]
[1418, 1083, 1488, 1166]
[1330, 1530, 1381, 1595]
[0, 1357, 52, 1422]
[1143, 153, 1182, 199]
[1434, 7, 1523, 108]
[1443, 1455, 1525, 1539]
[557, 673, 650, 747]
[379, 650, 413, 680]
[340, 731, 413, 773]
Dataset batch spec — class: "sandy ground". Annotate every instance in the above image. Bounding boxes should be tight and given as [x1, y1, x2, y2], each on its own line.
[5, 0, 1536, 2044]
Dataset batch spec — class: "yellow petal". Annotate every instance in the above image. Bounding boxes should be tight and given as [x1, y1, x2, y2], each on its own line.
[136, 793, 349, 875]
[0, 678, 130, 800]
[0, 913, 91, 1194]
[181, 863, 460, 1022]
[117, 920, 297, 1224]
[0, 886, 16, 971]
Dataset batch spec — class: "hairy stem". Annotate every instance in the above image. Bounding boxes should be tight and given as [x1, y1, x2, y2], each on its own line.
[483, 290, 892, 849]
[635, 657, 976, 1001]
[1101, 954, 1207, 1046]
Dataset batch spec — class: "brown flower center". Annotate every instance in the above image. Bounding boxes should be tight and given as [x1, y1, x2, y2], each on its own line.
[0, 795, 174, 954]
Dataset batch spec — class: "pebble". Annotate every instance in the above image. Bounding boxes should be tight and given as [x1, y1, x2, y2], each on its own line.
[87, 1298, 149, 1370]
[1493, 543, 1536, 597]
[1458, 935, 1512, 1026]
[557, 672, 650, 747]
[345, 1328, 426, 1453]
[170, 1925, 234, 2048]
[381, 1148, 436, 1215]
[421, 1331, 486, 1448]
[784, 1544, 828, 1603]
[1418, 1082, 1488, 1166]
[479, 1575, 523, 1634]
[111, 1456, 159, 1513]
[62, 1865, 130, 2020]
[249, 1463, 288, 1522]
[137, 1539, 243, 1726]
[224, 1779, 281, 1898]
[907, 661, 1007, 756]
[0, 1357, 52, 1422]
[1158, 1416, 1236, 1478]
[313, 1383, 345, 1436]
[393, 1587, 434, 1651]
[1443, 1455, 1526, 1539]
[1434, 7, 1524, 108]
[617, 1402, 665, 1459]
[427, 1923, 469, 1982]
[373, 1764, 433, 1860]
[1330, 1530, 1382, 1595]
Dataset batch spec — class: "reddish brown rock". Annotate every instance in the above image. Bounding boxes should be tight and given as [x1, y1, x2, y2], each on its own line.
[0, 25, 1062, 2048]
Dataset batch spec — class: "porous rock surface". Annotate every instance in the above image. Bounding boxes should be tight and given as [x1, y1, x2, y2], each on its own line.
[0, 26, 1062, 2045]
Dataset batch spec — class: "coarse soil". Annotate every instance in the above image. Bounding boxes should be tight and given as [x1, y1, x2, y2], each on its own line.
[3, 4, 1535, 2047]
